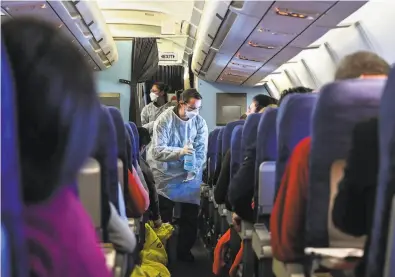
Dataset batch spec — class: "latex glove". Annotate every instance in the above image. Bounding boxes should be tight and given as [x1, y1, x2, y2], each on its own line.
[179, 145, 195, 157]
[183, 171, 196, 182]
[232, 213, 241, 233]
[153, 218, 162, 228]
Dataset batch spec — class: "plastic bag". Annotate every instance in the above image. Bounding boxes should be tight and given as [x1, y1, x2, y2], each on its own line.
[131, 259, 170, 277]
[141, 223, 168, 265]
[163, 175, 202, 205]
[148, 221, 174, 245]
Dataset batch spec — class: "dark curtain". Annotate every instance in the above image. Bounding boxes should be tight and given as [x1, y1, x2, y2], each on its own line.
[144, 65, 185, 104]
[188, 54, 194, 88]
[129, 38, 159, 125]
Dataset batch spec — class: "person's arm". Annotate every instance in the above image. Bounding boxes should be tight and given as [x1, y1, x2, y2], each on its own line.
[332, 119, 378, 236]
[214, 150, 232, 204]
[228, 143, 256, 222]
[192, 117, 209, 172]
[152, 112, 184, 162]
[107, 202, 136, 253]
[140, 158, 161, 223]
[141, 105, 155, 135]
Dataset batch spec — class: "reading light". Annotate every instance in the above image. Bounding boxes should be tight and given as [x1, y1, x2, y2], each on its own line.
[275, 7, 313, 20]
[237, 53, 264, 63]
[248, 41, 276, 49]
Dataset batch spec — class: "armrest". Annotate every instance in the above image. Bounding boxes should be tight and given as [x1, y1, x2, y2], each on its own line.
[252, 224, 272, 259]
[305, 247, 363, 270]
[258, 161, 276, 216]
[240, 220, 254, 240]
[272, 259, 304, 277]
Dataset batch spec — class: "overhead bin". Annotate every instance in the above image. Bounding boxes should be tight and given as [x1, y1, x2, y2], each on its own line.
[192, 0, 367, 86]
[1, 1, 118, 71]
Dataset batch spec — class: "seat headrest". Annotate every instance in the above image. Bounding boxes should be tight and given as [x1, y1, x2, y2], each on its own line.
[366, 70, 395, 277]
[257, 107, 278, 164]
[230, 125, 244, 178]
[306, 78, 385, 248]
[125, 124, 137, 168]
[275, 93, 318, 197]
[108, 107, 127, 161]
[222, 120, 245, 154]
[1, 40, 28, 276]
[208, 128, 221, 174]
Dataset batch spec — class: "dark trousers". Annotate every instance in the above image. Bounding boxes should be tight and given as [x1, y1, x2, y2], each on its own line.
[158, 195, 199, 254]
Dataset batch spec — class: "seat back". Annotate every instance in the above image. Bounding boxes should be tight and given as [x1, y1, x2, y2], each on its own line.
[255, 108, 278, 217]
[275, 93, 317, 198]
[306, 78, 384, 249]
[241, 113, 263, 157]
[129, 122, 140, 163]
[215, 128, 225, 176]
[230, 125, 244, 178]
[78, 158, 102, 238]
[367, 71, 395, 277]
[1, 41, 28, 277]
[108, 107, 128, 192]
[125, 123, 137, 167]
[222, 120, 245, 155]
[92, 108, 120, 240]
[208, 128, 221, 181]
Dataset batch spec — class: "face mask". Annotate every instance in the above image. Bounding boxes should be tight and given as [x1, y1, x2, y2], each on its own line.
[185, 110, 199, 119]
[150, 92, 159, 102]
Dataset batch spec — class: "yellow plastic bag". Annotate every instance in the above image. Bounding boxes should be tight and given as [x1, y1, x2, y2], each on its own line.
[131, 260, 170, 277]
[148, 221, 174, 245]
[141, 223, 168, 266]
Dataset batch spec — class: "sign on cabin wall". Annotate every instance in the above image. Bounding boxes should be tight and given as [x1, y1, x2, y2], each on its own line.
[159, 52, 178, 61]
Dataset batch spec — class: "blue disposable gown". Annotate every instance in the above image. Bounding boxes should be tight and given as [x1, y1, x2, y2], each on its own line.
[141, 102, 175, 135]
[148, 107, 208, 204]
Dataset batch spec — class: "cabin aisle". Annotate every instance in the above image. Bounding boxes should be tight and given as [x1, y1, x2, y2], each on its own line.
[170, 240, 215, 277]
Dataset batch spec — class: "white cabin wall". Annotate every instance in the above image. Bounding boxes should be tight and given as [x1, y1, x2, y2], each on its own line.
[271, 0, 395, 91]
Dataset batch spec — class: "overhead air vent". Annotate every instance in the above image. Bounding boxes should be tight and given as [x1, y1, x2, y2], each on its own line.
[227, 72, 245, 77]
[275, 7, 314, 20]
[248, 41, 277, 49]
[257, 28, 296, 37]
[211, 10, 237, 49]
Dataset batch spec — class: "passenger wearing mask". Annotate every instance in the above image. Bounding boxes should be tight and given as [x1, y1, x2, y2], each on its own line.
[137, 127, 162, 227]
[270, 51, 390, 266]
[3, 18, 111, 276]
[227, 95, 278, 223]
[141, 82, 173, 136]
[150, 88, 208, 262]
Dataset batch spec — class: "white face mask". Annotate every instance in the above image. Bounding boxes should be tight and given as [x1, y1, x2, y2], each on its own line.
[150, 92, 159, 102]
[185, 110, 199, 119]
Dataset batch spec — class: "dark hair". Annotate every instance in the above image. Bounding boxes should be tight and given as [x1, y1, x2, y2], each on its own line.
[3, 18, 101, 203]
[279, 86, 313, 106]
[335, 51, 390, 80]
[252, 94, 278, 112]
[137, 127, 151, 149]
[180, 88, 202, 103]
[240, 114, 248, 120]
[153, 82, 170, 103]
[176, 90, 183, 102]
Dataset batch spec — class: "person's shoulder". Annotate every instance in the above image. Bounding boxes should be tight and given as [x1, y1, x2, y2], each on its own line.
[194, 114, 207, 126]
[156, 107, 174, 122]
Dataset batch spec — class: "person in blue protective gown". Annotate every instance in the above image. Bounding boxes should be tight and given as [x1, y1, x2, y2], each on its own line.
[149, 88, 208, 263]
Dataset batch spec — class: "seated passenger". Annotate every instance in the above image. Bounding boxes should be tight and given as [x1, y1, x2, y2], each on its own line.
[214, 114, 248, 211]
[137, 127, 162, 227]
[227, 95, 278, 223]
[332, 118, 378, 276]
[3, 18, 111, 276]
[270, 51, 390, 263]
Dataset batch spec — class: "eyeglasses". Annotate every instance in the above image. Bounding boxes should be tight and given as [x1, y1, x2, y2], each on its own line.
[185, 104, 202, 112]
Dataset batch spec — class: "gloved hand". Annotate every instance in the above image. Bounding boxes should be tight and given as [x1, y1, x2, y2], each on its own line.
[179, 144, 195, 157]
[186, 171, 196, 181]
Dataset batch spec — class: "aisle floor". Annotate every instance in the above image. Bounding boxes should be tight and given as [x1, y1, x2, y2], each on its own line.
[170, 240, 215, 277]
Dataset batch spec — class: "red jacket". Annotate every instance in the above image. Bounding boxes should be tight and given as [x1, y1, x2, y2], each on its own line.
[270, 137, 311, 262]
